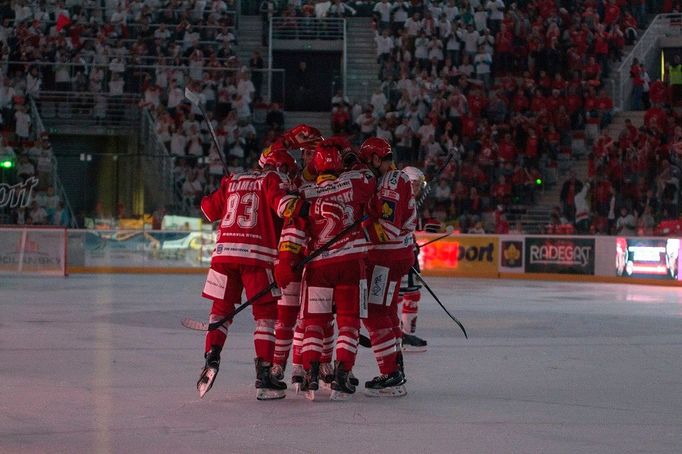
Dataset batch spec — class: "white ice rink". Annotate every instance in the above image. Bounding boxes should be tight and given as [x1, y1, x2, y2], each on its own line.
[1, 274, 682, 454]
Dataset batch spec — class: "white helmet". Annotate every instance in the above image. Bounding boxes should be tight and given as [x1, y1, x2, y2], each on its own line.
[402, 166, 425, 185]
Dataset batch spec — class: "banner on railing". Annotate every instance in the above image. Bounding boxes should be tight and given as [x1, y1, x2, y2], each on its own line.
[83, 230, 212, 267]
[524, 237, 595, 275]
[615, 237, 680, 280]
[416, 234, 497, 276]
[499, 236, 525, 273]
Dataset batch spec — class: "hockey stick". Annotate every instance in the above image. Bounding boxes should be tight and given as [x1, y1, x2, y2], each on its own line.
[411, 266, 468, 339]
[185, 87, 228, 175]
[182, 214, 368, 331]
[416, 225, 454, 250]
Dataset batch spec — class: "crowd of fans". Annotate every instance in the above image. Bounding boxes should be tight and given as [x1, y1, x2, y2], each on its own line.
[2, 0, 681, 235]
[0, 0, 278, 220]
[556, 87, 682, 236]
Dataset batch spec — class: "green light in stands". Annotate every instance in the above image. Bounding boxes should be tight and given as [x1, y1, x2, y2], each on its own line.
[1, 159, 14, 169]
[535, 178, 543, 186]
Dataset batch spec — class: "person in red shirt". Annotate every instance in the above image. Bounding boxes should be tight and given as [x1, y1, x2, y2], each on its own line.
[630, 58, 645, 110]
[197, 132, 316, 401]
[359, 137, 417, 397]
[498, 132, 517, 163]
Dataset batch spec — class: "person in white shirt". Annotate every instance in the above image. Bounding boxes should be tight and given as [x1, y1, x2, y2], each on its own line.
[404, 12, 423, 39]
[391, 0, 409, 30]
[474, 45, 493, 89]
[486, 0, 505, 34]
[373, 0, 392, 32]
[15, 106, 31, 141]
[108, 73, 124, 96]
[370, 87, 388, 117]
[462, 23, 480, 58]
[170, 130, 188, 157]
[236, 72, 256, 103]
[374, 29, 394, 63]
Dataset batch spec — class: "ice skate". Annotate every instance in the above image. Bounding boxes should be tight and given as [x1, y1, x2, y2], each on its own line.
[255, 358, 287, 401]
[304, 362, 320, 401]
[197, 347, 221, 399]
[330, 362, 356, 401]
[402, 333, 427, 352]
[364, 370, 407, 397]
[291, 364, 305, 394]
[271, 363, 285, 381]
[320, 362, 334, 389]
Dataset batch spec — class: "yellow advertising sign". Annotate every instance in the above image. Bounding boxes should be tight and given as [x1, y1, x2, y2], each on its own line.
[415, 233, 499, 277]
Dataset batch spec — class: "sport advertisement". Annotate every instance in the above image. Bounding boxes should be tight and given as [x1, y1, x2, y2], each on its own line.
[415, 234, 498, 276]
[524, 237, 595, 275]
[615, 237, 680, 280]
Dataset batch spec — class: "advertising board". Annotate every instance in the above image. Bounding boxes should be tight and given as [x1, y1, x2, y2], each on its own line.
[615, 237, 680, 280]
[415, 234, 498, 276]
[524, 237, 595, 275]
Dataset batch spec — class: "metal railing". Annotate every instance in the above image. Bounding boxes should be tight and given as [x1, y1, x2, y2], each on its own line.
[611, 13, 682, 111]
[139, 109, 179, 213]
[34, 91, 141, 132]
[270, 17, 345, 40]
[28, 96, 78, 228]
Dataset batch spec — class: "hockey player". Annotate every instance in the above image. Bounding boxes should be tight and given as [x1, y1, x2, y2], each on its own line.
[275, 140, 374, 400]
[272, 133, 339, 389]
[197, 131, 319, 401]
[358, 137, 417, 397]
[398, 166, 429, 351]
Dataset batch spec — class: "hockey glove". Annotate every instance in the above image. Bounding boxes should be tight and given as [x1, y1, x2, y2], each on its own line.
[274, 254, 298, 288]
[281, 124, 322, 150]
[311, 199, 345, 222]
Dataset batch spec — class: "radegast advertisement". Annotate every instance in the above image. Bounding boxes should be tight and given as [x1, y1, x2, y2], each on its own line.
[525, 237, 595, 275]
[615, 237, 680, 280]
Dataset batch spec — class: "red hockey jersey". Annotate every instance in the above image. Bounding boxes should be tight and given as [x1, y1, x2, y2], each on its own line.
[279, 170, 375, 267]
[201, 170, 299, 267]
[365, 169, 417, 262]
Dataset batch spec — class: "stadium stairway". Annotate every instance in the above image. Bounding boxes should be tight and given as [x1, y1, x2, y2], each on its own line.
[237, 15, 269, 100]
[345, 17, 381, 105]
[284, 111, 332, 137]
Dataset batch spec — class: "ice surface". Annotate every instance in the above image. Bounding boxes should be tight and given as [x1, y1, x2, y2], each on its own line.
[1, 275, 682, 454]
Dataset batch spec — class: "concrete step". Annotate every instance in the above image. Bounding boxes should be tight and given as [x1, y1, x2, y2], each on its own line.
[284, 111, 332, 137]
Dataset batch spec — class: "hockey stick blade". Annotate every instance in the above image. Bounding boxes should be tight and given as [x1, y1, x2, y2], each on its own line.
[181, 317, 209, 331]
[412, 266, 468, 339]
[359, 333, 372, 348]
[184, 87, 200, 105]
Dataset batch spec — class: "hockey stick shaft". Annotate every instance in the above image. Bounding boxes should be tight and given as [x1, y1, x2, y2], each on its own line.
[417, 230, 453, 249]
[193, 215, 369, 331]
[411, 266, 468, 339]
[185, 87, 229, 175]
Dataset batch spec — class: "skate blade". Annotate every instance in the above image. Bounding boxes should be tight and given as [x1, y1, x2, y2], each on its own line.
[402, 345, 427, 353]
[256, 389, 286, 400]
[363, 385, 407, 398]
[197, 368, 217, 399]
[330, 390, 354, 401]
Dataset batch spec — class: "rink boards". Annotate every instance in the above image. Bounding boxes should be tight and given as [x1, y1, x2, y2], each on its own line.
[49, 229, 682, 287]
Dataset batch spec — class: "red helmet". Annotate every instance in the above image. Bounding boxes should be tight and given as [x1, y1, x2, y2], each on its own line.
[258, 141, 297, 171]
[311, 141, 343, 174]
[359, 137, 392, 163]
[326, 135, 353, 156]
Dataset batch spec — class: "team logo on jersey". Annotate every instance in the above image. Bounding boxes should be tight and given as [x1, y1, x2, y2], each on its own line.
[216, 244, 223, 254]
[381, 200, 396, 221]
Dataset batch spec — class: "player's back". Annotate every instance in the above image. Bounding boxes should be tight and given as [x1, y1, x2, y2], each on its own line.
[301, 170, 374, 266]
[202, 170, 289, 267]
